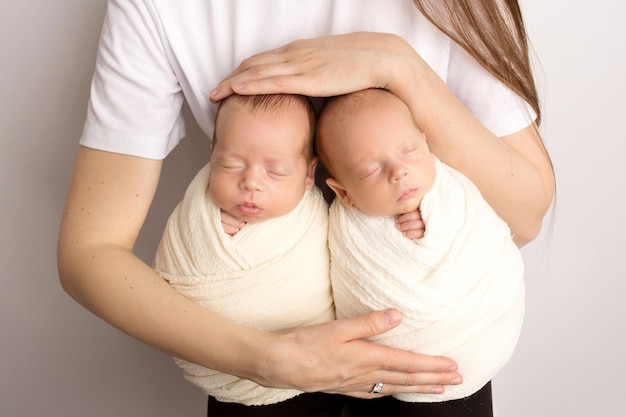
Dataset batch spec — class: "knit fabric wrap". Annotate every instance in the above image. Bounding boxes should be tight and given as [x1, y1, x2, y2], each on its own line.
[154, 163, 334, 405]
[329, 159, 525, 402]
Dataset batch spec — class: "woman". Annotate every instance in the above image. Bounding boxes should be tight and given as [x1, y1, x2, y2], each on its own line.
[57, 0, 554, 414]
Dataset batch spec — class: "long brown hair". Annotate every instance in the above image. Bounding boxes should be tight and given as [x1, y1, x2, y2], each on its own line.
[416, 0, 557, 220]
[414, 0, 541, 126]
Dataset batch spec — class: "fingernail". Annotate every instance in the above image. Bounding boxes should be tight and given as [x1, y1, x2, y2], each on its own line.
[383, 310, 401, 326]
[450, 377, 462, 385]
[431, 386, 444, 394]
[233, 82, 246, 92]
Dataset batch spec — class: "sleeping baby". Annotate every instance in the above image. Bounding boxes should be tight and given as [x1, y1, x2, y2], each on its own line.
[154, 93, 334, 406]
[315, 88, 525, 407]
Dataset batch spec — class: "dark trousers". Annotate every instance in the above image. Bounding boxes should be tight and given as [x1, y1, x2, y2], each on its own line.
[207, 382, 492, 417]
[207, 392, 344, 417]
[343, 382, 493, 417]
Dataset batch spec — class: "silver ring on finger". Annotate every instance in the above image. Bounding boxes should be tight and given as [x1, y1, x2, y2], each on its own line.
[370, 382, 384, 394]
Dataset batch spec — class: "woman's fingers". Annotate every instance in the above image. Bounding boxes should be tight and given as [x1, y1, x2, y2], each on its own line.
[272, 310, 461, 398]
[339, 376, 456, 399]
[210, 33, 412, 102]
[210, 50, 296, 101]
[323, 344, 462, 398]
[210, 60, 328, 101]
[334, 309, 403, 340]
[210, 41, 321, 101]
[329, 312, 462, 396]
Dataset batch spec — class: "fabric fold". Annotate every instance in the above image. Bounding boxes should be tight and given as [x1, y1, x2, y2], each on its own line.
[329, 159, 524, 402]
[154, 163, 334, 405]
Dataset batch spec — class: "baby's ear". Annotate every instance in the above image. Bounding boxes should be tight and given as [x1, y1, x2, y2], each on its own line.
[305, 158, 318, 190]
[326, 178, 353, 208]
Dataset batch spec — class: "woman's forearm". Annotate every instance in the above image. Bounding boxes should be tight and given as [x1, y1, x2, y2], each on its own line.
[56, 147, 267, 377]
[58, 237, 461, 394]
[207, 32, 555, 244]
[388, 45, 555, 245]
[58, 146, 462, 396]
[59, 241, 270, 374]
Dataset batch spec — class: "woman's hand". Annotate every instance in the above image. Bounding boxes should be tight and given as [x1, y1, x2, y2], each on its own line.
[210, 32, 554, 243]
[210, 32, 416, 102]
[256, 310, 462, 398]
[59, 148, 461, 399]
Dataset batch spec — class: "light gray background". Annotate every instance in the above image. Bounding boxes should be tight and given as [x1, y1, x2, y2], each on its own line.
[2, 1, 624, 416]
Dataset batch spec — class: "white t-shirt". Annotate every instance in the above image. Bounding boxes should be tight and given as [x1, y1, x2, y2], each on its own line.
[80, 0, 535, 160]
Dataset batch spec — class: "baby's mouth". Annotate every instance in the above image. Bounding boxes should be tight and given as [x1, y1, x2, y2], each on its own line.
[397, 188, 417, 202]
[238, 202, 263, 216]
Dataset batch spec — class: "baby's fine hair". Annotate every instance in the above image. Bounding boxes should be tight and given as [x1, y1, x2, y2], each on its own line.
[213, 94, 317, 160]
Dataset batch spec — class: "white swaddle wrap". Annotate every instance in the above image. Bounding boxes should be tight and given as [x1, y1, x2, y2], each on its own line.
[154, 163, 334, 406]
[329, 158, 524, 402]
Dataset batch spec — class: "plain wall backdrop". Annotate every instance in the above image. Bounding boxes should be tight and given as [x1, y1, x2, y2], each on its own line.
[1, 1, 624, 416]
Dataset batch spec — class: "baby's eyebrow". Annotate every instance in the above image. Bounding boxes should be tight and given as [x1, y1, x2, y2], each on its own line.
[265, 154, 306, 165]
[215, 155, 243, 163]
[264, 156, 287, 164]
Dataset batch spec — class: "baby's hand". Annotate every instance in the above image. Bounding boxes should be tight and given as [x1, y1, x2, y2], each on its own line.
[395, 209, 425, 239]
[220, 210, 246, 235]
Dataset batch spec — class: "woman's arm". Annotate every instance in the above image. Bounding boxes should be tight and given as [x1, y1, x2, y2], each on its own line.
[392, 46, 554, 246]
[57, 146, 461, 397]
[210, 33, 555, 246]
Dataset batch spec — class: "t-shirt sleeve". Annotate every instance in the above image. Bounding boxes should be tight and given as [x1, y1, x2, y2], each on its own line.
[79, 0, 185, 160]
[446, 40, 537, 138]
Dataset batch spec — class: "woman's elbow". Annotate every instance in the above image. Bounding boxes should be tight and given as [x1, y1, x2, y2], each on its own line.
[513, 218, 542, 247]
[56, 238, 81, 299]
[56, 224, 95, 302]
[513, 195, 554, 247]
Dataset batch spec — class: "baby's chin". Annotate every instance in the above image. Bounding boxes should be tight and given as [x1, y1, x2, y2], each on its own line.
[237, 211, 291, 224]
[395, 197, 424, 216]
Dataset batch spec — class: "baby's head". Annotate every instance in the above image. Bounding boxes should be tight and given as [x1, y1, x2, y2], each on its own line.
[209, 94, 317, 223]
[316, 88, 436, 217]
